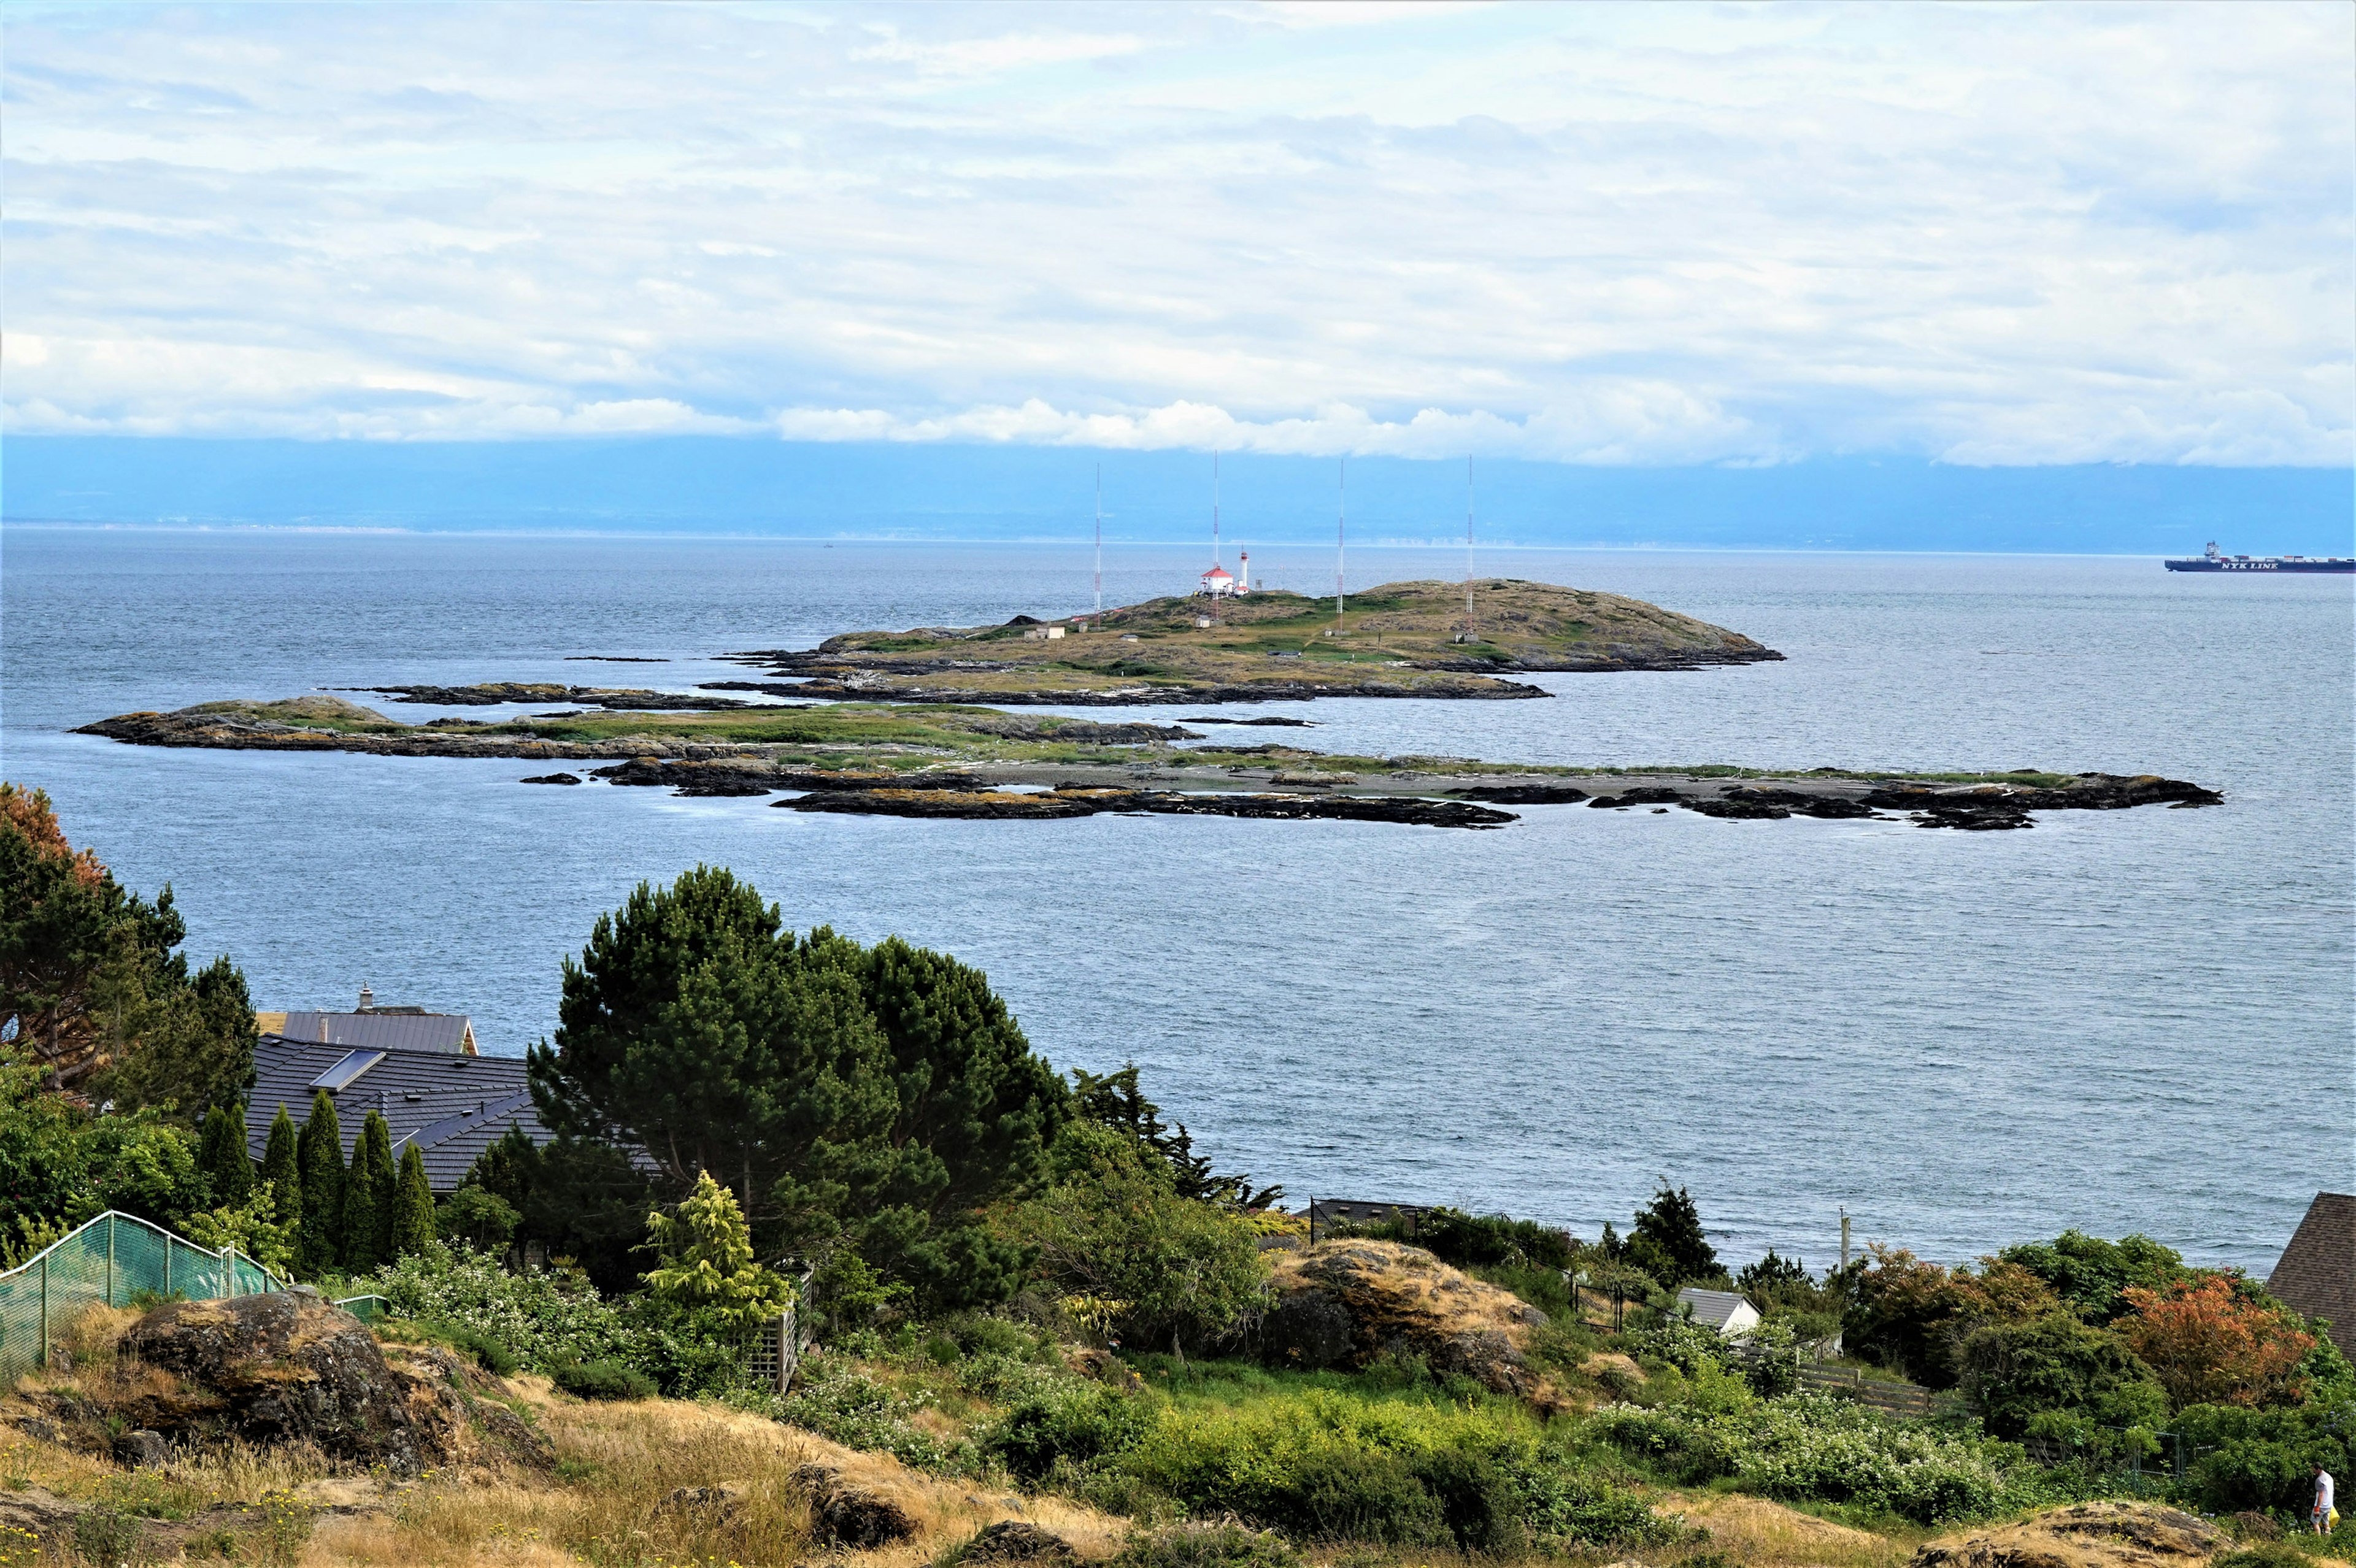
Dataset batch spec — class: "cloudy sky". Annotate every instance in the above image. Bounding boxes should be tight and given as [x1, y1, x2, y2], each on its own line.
[4, 1, 2350, 466]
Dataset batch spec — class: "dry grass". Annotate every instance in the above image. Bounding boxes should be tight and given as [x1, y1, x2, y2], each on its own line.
[1652, 1493, 1920, 1568]
[56, 1302, 142, 1370]
[304, 1383, 1128, 1568]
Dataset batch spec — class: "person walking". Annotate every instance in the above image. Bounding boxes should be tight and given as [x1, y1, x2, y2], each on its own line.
[2317, 1462, 2338, 1537]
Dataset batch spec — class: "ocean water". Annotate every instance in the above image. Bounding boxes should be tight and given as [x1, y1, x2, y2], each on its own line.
[4, 526, 2349, 1274]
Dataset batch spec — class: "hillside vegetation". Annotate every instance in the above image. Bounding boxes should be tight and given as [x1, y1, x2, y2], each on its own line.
[744, 578, 1783, 700]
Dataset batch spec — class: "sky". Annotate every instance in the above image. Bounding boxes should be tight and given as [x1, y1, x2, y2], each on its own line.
[4, 1, 2352, 475]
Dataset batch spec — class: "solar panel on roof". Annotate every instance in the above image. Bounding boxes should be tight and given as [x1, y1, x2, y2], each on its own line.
[310, 1050, 387, 1092]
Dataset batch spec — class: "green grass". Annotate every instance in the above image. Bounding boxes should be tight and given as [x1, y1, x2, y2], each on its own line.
[173, 696, 2111, 793]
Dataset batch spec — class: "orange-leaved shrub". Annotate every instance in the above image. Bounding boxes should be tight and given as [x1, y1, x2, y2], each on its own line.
[2117, 1275, 2313, 1409]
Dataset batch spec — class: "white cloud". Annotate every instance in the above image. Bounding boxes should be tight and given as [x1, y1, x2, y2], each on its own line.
[1, 1, 2348, 463]
[774, 389, 1776, 464]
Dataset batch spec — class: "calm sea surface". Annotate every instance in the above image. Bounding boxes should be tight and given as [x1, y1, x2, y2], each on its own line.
[4, 528, 2350, 1273]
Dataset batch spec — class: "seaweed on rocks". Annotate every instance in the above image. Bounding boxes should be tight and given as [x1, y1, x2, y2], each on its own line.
[1455, 783, 1593, 804]
[1586, 786, 1688, 809]
[778, 787, 1515, 829]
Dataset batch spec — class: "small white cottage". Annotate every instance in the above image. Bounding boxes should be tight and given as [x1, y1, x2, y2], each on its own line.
[1676, 1286, 1762, 1337]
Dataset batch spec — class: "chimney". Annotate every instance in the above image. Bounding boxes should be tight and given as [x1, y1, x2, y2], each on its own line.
[358, 983, 374, 1012]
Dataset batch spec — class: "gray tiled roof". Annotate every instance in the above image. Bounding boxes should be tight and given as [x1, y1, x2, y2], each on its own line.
[275, 1011, 473, 1054]
[2268, 1192, 2355, 1358]
[1676, 1287, 1755, 1329]
[246, 1036, 551, 1193]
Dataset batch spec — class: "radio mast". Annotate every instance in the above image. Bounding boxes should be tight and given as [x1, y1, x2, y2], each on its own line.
[1463, 456, 1476, 640]
[1213, 453, 1222, 569]
[1336, 456, 1347, 626]
[1093, 464, 1103, 618]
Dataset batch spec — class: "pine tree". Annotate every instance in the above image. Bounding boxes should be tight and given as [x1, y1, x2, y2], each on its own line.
[198, 1102, 255, 1205]
[1630, 1182, 1720, 1287]
[295, 1091, 344, 1277]
[390, 1144, 436, 1259]
[343, 1111, 394, 1272]
[260, 1104, 302, 1242]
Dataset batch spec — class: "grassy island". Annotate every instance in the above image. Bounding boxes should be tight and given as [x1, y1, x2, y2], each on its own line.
[75, 694, 2222, 830]
[721, 578, 1784, 704]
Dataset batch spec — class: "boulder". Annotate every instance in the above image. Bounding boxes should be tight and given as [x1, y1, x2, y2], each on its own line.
[109, 1291, 460, 1472]
[796, 1462, 919, 1548]
[1264, 1240, 1555, 1403]
[1911, 1502, 2227, 1568]
[962, 1521, 1080, 1566]
[112, 1428, 169, 1467]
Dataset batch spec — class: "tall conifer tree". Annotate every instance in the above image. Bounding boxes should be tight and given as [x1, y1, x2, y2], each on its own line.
[391, 1145, 436, 1259]
[198, 1102, 255, 1205]
[296, 1091, 344, 1276]
[260, 1104, 302, 1243]
[343, 1112, 395, 1272]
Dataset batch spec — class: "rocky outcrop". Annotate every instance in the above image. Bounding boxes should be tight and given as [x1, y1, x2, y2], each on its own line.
[107, 1293, 459, 1472]
[760, 675, 1552, 705]
[1684, 788, 1878, 821]
[352, 683, 750, 711]
[1263, 1240, 1555, 1404]
[1455, 783, 1592, 804]
[1911, 1502, 2227, 1568]
[781, 787, 1517, 829]
[519, 772, 582, 785]
[796, 1462, 920, 1547]
[962, 1521, 1081, 1566]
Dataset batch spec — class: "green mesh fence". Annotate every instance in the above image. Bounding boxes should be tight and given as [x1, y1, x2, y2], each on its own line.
[0, 1211, 285, 1382]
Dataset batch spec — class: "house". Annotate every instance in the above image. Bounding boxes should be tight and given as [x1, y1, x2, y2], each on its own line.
[244, 1033, 551, 1194]
[1307, 1198, 1433, 1242]
[2267, 1191, 2355, 1358]
[1199, 564, 1236, 597]
[255, 985, 478, 1055]
[1676, 1286, 1763, 1337]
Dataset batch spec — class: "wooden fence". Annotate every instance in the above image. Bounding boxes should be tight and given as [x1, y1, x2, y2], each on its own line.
[1795, 1364, 1934, 1416]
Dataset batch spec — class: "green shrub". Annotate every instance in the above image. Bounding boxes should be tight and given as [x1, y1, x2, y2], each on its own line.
[1590, 1391, 2023, 1524]
[2175, 1398, 2356, 1513]
[759, 1356, 967, 1473]
[355, 1242, 637, 1369]
[1631, 1317, 1731, 1379]
[1118, 1386, 1667, 1548]
[1356, 1208, 1573, 1272]
[553, 1358, 657, 1401]
[435, 1323, 520, 1376]
[1112, 1521, 1299, 1568]
[924, 1334, 964, 1366]
[984, 1380, 1152, 1483]
[954, 1315, 1041, 1359]
[1954, 1312, 2168, 1439]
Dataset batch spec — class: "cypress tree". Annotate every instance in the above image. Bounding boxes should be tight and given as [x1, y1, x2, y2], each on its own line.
[260, 1104, 302, 1239]
[343, 1112, 394, 1272]
[198, 1102, 255, 1206]
[391, 1145, 436, 1259]
[296, 1091, 344, 1277]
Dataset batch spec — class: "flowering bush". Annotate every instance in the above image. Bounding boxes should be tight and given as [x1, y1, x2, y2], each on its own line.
[1590, 1391, 2024, 1523]
[356, 1242, 644, 1368]
[741, 1356, 972, 1474]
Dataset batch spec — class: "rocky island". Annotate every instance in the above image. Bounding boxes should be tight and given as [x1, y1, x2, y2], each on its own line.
[75, 694, 2220, 832]
[714, 578, 1783, 704]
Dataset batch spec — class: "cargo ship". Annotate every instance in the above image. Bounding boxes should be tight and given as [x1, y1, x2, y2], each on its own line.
[2165, 542, 2355, 573]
